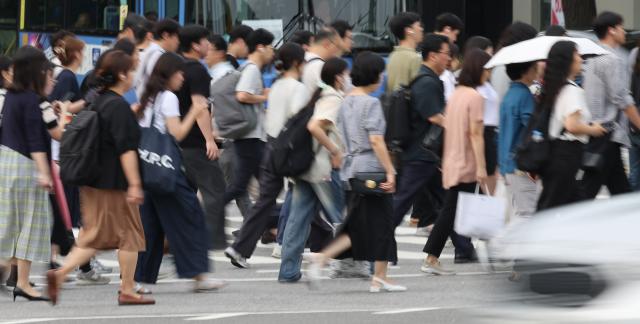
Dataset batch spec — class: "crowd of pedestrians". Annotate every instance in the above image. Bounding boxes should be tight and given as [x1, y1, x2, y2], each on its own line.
[1, 8, 640, 305]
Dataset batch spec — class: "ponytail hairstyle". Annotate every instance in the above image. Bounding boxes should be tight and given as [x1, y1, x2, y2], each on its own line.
[138, 52, 185, 119]
[539, 41, 575, 113]
[54, 35, 85, 67]
[305, 57, 349, 111]
[95, 50, 134, 93]
[274, 42, 305, 73]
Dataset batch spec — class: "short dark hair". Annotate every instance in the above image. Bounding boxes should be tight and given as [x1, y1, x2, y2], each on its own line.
[209, 34, 228, 52]
[420, 33, 450, 60]
[464, 36, 492, 55]
[351, 51, 385, 87]
[122, 14, 147, 41]
[229, 25, 254, 43]
[435, 13, 464, 32]
[113, 38, 136, 56]
[134, 19, 155, 45]
[497, 21, 537, 50]
[389, 12, 421, 40]
[11, 46, 54, 96]
[0, 55, 12, 88]
[506, 61, 537, 81]
[289, 30, 314, 47]
[593, 11, 624, 39]
[313, 27, 339, 44]
[330, 20, 353, 38]
[458, 48, 491, 88]
[320, 57, 348, 87]
[247, 28, 275, 53]
[545, 24, 567, 36]
[144, 11, 158, 22]
[179, 24, 210, 53]
[153, 18, 180, 40]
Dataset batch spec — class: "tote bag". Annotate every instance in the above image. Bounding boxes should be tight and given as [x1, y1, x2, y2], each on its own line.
[138, 101, 182, 194]
[454, 185, 507, 240]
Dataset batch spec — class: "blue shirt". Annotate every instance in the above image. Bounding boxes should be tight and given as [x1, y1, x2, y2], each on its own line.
[498, 82, 535, 175]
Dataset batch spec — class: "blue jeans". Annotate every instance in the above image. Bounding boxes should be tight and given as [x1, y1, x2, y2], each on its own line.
[629, 143, 640, 191]
[278, 171, 344, 281]
[276, 186, 293, 245]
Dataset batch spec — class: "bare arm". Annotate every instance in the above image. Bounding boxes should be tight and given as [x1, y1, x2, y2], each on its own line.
[308, 118, 342, 168]
[625, 105, 640, 130]
[236, 91, 268, 104]
[369, 134, 396, 192]
[192, 95, 219, 160]
[120, 150, 143, 205]
[469, 119, 487, 184]
[165, 100, 207, 142]
[428, 113, 445, 127]
[564, 111, 606, 136]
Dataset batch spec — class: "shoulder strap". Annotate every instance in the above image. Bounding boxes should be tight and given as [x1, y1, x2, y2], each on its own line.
[307, 57, 325, 64]
[406, 73, 430, 88]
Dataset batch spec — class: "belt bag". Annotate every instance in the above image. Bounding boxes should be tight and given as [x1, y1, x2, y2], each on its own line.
[349, 172, 387, 196]
[582, 133, 611, 171]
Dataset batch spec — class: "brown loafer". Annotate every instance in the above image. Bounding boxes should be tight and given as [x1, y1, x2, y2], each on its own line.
[118, 293, 156, 306]
[45, 270, 59, 305]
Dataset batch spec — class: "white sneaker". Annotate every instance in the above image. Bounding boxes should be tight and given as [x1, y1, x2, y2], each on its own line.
[271, 245, 282, 259]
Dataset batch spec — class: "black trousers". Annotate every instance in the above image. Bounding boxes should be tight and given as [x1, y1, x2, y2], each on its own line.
[393, 160, 442, 227]
[410, 176, 444, 227]
[537, 140, 584, 211]
[232, 145, 285, 258]
[580, 141, 631, 200]
[423, 182, 477, 258]
[182, 147, 227, 250]
[224, 138, 265, 205]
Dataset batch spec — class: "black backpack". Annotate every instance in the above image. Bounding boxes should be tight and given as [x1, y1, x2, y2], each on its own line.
[382, 74, 428, 151]
[515, 106, 552, 174]
[59, 98, 116, 185]
[270, 104, 316, 177]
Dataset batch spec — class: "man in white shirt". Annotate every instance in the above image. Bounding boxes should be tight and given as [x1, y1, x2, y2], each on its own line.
[301, 28, 342, 94]
[206, 34, 234, 83]
[134, 19, 181, 100]
[433, 13, 464, 102]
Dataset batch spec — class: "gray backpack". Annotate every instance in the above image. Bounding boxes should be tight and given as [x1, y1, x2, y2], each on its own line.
[210, 64, 258, 139]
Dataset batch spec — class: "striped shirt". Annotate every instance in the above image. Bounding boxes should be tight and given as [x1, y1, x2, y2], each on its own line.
[582, 43, 635, 146]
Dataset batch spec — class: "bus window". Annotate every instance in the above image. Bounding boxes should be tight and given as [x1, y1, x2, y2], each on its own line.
[67, 0, 121, 34]
[144, 0, 159, 21]
[0, 0, 18, 54]
[310, 0, 399, 52]
[165, 0, 179, 22]
[24, 0, 64, 31]
[185, 0, 298, 42]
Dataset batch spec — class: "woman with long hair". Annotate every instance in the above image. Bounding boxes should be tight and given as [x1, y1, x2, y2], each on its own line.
[0, 46, 60, 301]
[421, 49, 492, 275]
[47, 50, 155, 306]
[536, 41, 606, 210]
[305, 52, 406, 293]
[134, 52, 223, 292]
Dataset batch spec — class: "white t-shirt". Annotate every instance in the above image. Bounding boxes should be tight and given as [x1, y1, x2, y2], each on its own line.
[440, 69, 457, 102]
[549, 81, 592, 143]
[209, 61, 235, 84]
[302, 52, 325, 95]
[477, 82, 500, 127]
[135, 42, 165, 100]
[265, 77, 309, 138]
[138, 91, 181, 134]
[235, 62, 266, 140]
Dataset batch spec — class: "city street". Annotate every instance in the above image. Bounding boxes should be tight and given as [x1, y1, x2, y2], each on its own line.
[0, 205, 509, 324]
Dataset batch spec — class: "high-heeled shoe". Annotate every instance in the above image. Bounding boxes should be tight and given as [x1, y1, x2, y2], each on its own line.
[13, 287, 51, 302]
[369, 277, 407, 293]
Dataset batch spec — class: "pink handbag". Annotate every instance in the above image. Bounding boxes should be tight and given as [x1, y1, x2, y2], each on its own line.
[51, 161, 72, 230]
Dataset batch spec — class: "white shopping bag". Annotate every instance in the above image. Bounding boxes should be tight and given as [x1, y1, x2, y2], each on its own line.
[454, 185, 507, 240]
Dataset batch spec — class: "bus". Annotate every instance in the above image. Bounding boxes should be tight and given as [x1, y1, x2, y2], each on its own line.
[0, 0, 19, 55]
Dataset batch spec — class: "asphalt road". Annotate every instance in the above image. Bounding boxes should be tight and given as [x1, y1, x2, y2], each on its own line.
[0, 205, 513, 324]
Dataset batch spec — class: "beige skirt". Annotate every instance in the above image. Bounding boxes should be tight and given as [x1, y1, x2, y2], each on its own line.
[77, 187, 145, 252]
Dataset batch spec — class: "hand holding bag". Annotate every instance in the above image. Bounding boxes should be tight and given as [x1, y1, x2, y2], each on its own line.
[454, 184, 507, 240]
[349, 172, 387, 195]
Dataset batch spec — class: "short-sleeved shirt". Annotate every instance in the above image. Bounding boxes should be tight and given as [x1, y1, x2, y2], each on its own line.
[442, 86, 484, 189]
[440, 69, 457, 102]
[338, 94, 386, 182]
[134, 42, 165, 100]
[48, 69, 82, 161]
[0, 90, 56, 159]
[498, 82, 535, 175]
[386, 46, 422, 93]
[139, 91, 181, 134]
[177, 57, 212, 149]
[403, 65, 445, 162]
[302, 52, 325, 94]
[92, 90, 141, 191]
[550, 81, 591, 143]
[265, 77, 309, 138]
[477, 82, 500, 127]
[235, 62, 266, 140]
[299, 86, 343, 183]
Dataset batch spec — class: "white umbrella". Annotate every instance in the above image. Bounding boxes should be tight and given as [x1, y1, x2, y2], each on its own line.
[485, 36, 610, 69]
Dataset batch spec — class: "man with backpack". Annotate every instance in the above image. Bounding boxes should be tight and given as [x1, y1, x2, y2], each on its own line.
[301, 28, 342, 94]
[386, 12, 423, 94]
[391, 34, 448, 233]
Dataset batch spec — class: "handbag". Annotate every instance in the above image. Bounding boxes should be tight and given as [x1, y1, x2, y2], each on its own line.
[582, 123, 613, 171]
[421, 124, 444, 160]
[454, 184, 507, 240]
[138, 99, 183, 194]
[349, 172, 387, 196]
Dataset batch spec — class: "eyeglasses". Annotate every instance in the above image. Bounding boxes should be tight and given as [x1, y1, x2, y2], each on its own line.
[437, 51, 452, 57]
